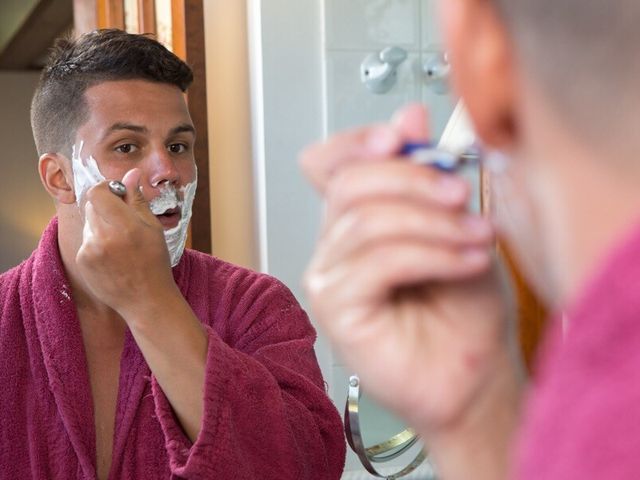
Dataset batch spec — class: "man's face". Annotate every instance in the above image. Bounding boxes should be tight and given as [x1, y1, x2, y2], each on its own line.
[72, 79, 197, 231]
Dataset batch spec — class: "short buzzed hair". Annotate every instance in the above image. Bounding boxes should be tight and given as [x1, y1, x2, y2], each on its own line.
[492, 0, 640, 145]
[31, 29, 193, 156]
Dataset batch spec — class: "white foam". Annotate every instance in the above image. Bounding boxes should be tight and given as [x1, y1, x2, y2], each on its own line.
[164, 176, 197, 267]
[71, 141, 106, 205]
[149, 183, 181, 215]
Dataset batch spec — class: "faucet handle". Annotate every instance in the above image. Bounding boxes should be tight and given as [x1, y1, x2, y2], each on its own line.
[379, 46, 408, 66]
[361, 46, 408, 95]
[423, 49, 451, 95]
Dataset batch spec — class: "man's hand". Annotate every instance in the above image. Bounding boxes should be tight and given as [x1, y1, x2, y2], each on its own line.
[301, 104, 524, 477]
[77, 168, 177, 317]
[77, 168, 207, 442]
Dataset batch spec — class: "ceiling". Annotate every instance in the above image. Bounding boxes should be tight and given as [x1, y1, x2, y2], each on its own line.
[0, 0, 73, 70]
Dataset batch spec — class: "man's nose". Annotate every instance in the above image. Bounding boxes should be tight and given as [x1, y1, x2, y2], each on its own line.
[147, 147, 179, 187]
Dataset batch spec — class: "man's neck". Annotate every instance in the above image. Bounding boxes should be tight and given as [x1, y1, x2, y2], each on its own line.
[56, 212, 126, 337]
[552, 151, 640, 307]
[520, 92, 640, 309]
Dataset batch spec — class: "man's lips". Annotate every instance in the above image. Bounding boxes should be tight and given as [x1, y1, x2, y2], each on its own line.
[155, 208, 181, 228]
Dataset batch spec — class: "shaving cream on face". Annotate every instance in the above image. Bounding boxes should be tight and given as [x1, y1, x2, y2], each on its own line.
[149, 176, 198, 267]
[70, 140, 197, 267]
[72, 141, 106, 243]
[72, 141, 106, 205]
[149, 183, 180, 215]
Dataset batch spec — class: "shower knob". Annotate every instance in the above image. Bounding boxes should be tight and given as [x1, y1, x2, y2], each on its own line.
[423, 50, 451, 95]
[360, 46, 408, 95]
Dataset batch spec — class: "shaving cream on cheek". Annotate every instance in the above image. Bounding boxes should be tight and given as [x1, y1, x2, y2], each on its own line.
[71, 141, 106, 206]
[155, 174, 198, 267]
[71, 141, 106, 244]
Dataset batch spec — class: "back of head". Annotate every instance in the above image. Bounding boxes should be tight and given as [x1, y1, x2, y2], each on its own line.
[31, 29, 194, 157]
[492, 0, 640, 148]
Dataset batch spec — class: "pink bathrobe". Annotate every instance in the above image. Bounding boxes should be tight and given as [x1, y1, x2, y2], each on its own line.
[0, 218, 346, 479]
[515, 221, 640, 479]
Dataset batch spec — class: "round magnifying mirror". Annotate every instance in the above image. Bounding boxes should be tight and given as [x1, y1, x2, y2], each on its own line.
[345, 376, 435, 479]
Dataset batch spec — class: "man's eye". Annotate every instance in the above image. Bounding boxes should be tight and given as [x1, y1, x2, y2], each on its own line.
[168, 143, 188, 154]
[115, 144, 137, 154]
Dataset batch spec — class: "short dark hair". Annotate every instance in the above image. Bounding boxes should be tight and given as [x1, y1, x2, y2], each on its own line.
[31, 29, 194, 156]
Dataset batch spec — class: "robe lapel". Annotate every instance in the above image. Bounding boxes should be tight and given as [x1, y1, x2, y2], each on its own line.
[30, 220, 97, 479]
[108, 330, 150, 478]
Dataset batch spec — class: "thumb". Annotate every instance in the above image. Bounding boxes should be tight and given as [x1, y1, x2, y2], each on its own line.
[121, 168, 148, 210]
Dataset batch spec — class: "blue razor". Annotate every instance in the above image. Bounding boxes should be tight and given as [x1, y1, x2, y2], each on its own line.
[400, 142, 481, 173]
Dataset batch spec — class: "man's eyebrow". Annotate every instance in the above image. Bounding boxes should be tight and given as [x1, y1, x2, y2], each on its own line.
[169, 124, 196, 137]
[102, 122, 148, 140]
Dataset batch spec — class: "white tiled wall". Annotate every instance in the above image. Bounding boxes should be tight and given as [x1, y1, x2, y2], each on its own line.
[324, 0, 455, 139]
[323, 1, 456, 476]
[325, 0, 421, 50]
[326, 51, 421, 132]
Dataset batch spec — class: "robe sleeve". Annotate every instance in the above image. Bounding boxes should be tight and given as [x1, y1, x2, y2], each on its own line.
[150, 275, 346, 479]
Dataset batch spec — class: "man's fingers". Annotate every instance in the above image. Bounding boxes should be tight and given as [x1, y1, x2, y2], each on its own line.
[392, 103, 430, 141]
[121, 168, 147, 207]
[305, 240, 491, 316]
[84, 174, 154, 231]
[299, 124, 403, 193]
[81, 199, 115, 249]
[317, 202, 494, 268]
[324, 161, 470, 229]
[84, 182, 130, 227]
[299, 103, 431, 193]
[121, 168, 162, 226]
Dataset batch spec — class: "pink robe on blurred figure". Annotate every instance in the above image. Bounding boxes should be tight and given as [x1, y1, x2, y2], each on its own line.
[516, 221, 640, 479]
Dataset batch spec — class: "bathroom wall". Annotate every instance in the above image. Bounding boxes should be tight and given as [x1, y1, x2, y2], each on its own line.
[0, 72, 55, 272]
[324, 0, 454, 138]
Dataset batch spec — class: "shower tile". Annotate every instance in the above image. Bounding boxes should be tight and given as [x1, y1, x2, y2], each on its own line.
[421, 0, 444, 47]
[325, 0, 421, 50]
[326, 51, 422, 134]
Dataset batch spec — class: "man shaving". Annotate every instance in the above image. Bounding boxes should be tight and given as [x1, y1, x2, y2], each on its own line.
[301, 0, 640, 479]
[0, 29, 345, 479]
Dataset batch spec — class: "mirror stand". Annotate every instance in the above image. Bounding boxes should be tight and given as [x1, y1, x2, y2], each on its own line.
[344, 375, 431, 479]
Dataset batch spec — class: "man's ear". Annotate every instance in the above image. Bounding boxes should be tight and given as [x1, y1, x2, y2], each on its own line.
[39, 153, 76, 204]
[441, 0, 519, 150]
